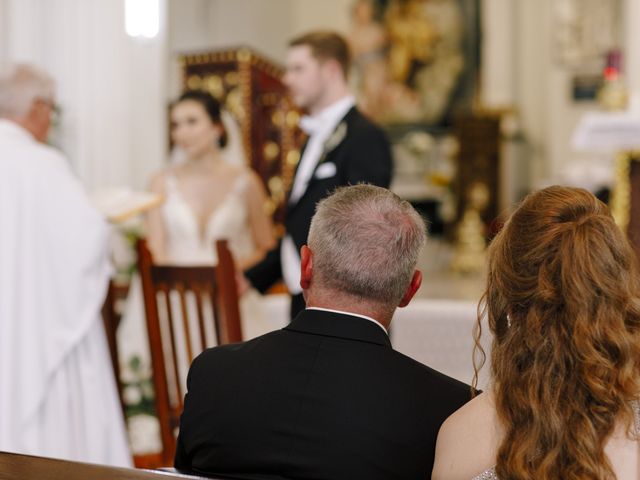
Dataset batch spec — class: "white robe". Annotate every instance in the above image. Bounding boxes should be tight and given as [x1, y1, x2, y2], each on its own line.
[0, 120, 131, 466]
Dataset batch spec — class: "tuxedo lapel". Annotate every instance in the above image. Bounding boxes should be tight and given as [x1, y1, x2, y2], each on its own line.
[287, 108, 356, 213]
[285, 136, 309, 208]
[307, 120, 347, 178]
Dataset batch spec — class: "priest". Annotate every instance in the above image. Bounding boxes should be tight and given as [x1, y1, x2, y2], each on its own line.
[0, 64, 131, 466]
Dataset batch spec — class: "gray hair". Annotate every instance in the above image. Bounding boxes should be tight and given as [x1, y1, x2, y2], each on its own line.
[0, 64, 55, 118]
[308, 184, 427, 305]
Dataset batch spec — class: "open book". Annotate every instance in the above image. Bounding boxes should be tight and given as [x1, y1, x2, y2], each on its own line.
[91, 187, 163, 223]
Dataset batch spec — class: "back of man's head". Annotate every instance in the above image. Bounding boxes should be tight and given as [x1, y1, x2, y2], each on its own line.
[0, 64, 54, 119]
[289, 30, 351, 80]
[307, 184, 426, 310]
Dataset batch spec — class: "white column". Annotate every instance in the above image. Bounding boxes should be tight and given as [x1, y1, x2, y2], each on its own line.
[3, 0, 167, 190]
[624, 0, 640, 109]
[0, 0, 7, 68]
[480, 0, 515, 108]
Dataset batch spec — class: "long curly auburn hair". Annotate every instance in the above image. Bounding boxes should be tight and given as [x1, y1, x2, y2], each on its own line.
[473, 185, 640, 479]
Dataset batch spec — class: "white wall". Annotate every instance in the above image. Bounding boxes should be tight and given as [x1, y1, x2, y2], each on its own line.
[2, 0, 167, 190]
[625, 0, 640, 108]
[290, 0, 354, 37]
[0, 0, 7, 68]
[166, 0, 354, 98]
[167, 0, 294, 99]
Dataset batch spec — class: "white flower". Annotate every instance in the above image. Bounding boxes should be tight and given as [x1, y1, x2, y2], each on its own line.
[123, 385, 142, 406]
[127, 414, 162, 455]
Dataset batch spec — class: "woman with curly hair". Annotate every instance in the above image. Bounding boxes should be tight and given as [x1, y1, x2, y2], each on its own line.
[432, 186, 640, 479]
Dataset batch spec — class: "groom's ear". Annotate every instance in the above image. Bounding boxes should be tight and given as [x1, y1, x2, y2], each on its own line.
[300, 245, 313, 290]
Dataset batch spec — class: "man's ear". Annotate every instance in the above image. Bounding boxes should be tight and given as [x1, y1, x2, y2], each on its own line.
[321, 58, 342, 80]
[398, 270, 422, 308]
[299, 245, 313, 290]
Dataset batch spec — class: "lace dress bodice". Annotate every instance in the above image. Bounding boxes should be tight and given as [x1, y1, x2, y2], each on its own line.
[161, 172, 255, 265]
[471, 402, 640, 480]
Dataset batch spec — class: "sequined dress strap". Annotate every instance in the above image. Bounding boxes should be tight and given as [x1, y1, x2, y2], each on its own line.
[471, 467, 497, 480]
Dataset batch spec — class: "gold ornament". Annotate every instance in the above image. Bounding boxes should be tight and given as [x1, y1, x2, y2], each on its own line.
[451, 182, 489, 273]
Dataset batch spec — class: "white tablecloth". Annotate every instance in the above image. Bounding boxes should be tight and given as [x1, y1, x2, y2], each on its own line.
[391, 299, 491, 389]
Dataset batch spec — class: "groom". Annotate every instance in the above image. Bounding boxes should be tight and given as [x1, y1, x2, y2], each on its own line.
[245, 30, 392, 319]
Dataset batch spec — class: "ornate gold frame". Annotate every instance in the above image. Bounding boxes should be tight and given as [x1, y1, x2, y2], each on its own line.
[610, 150, 640, 232]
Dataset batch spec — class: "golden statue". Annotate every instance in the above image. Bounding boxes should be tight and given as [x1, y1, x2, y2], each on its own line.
[385, 0, 437, 84]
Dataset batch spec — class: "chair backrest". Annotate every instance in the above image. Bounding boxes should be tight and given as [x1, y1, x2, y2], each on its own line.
[136, 238, 243, 465]
[101, 280, 130, 416]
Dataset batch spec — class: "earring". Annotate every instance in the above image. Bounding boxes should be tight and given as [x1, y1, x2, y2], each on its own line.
[506, 314, 512, 328]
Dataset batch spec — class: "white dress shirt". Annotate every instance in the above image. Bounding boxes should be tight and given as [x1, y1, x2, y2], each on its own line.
[281, 95, 356, 294]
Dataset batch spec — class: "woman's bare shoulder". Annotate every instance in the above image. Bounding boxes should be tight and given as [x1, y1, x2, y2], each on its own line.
[232, 166, 265, 193]
[432, 391, 501, 480]
[148, 168, 172, 193]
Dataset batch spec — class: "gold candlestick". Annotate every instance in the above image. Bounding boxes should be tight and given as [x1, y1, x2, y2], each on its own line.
[451, 182, 489, 273]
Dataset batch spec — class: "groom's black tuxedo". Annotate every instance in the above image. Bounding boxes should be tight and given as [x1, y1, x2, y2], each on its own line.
[245, 106, 392, 297]
[174, 309, 471, 480]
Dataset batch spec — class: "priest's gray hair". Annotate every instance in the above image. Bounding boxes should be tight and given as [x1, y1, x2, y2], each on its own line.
[0, 64, 55, 118]
[308, 184, 426, 305]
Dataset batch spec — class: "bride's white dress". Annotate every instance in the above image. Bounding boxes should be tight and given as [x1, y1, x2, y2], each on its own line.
[117, 170, 282, 454]
[161, 172, 256, 265]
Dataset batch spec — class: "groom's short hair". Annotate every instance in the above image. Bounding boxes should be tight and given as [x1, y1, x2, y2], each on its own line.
[308, 184, 426, 305]
[289, 31, 352, 79]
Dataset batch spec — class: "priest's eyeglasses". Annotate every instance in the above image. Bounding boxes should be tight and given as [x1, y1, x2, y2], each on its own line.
[35, 97, 61, 122]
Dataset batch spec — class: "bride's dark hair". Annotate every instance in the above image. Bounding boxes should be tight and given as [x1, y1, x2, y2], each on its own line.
[474, 185, 640, 479]
[176, 90, 228, 148]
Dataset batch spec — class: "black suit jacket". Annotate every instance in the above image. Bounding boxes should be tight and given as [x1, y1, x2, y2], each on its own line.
[246, 107, 392, 293]
[175, 309, 471, 480]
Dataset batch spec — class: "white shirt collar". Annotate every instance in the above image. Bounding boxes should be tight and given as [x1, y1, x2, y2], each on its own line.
[306, 306, 388, 334]
[299, 95, 355, 136]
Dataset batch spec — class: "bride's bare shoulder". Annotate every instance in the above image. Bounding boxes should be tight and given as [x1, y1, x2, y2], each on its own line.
[432, 391, 501, 480]
[148, 168, 172, 193]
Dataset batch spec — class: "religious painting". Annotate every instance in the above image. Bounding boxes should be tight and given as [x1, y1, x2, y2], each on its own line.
[347, 0, 480, 127]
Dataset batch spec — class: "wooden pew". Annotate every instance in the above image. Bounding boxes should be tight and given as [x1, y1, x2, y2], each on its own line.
[0, 451, 215, 480]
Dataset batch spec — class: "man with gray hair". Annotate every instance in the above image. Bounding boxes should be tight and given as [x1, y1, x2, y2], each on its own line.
[175, 184, 471, 479]
[0, 64, 130, 465]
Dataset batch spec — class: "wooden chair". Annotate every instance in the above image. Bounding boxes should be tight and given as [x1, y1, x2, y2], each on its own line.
[136, 238, 243, 466]
[101, 280, 120, 388]
[101, 279, 131, 416]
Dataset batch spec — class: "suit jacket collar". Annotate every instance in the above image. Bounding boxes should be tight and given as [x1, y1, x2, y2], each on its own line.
[284, 308, 391, 348]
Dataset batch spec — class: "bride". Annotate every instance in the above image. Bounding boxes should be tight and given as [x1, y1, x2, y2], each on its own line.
[147, 89, 274, 268]
[118, 90, 276, 454]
